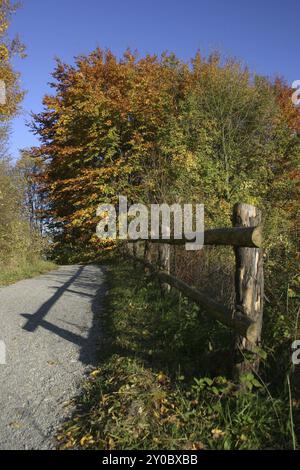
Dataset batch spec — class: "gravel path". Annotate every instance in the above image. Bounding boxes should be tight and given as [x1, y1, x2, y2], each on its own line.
[0, 264, 105, 450]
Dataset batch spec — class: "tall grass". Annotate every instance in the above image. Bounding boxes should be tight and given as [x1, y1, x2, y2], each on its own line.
[0, 257, 56, 285]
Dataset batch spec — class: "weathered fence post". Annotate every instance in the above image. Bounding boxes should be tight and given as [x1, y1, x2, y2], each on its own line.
[233, 203, 264, 378]
[158, 244, 171, 292]
[144, 240, 151, 262]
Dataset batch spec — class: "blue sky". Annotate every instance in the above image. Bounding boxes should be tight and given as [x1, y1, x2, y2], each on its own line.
[9, 0, 300, 160]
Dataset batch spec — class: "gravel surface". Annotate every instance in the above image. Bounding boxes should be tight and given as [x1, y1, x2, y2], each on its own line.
[0, 264, 105, 450]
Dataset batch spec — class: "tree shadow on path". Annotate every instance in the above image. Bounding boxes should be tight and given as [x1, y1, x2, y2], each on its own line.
[20, 265, 106, 366]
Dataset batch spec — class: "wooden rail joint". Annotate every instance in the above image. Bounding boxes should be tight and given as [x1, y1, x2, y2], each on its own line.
[126, 202, 264, 369]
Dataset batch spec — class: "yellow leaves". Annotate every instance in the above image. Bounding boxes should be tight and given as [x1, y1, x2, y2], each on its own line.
[0, 43, 8, 61]
[287, 288, 297, 298]
[152, 437, 161, 445]
[100, 394, 110, 404]
[59, 430, 96, 449]
[156, 372, 168, 385]
[71, 218, 81, 228]
[211, 428, 225, 439]
[80, 434, 95, 447]
[0, 19, 8, 37]
[107, 436, 116, 449]
[56, 430, 76, 449]
[70, 207, 96, 228]
[185, 441, 206, 450]
[90, 369, 101, 378]
[159, 404, 168, 415]
[173, 151, 197, 172]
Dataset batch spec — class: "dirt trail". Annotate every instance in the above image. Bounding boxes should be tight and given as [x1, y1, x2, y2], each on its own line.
[0, 264, 105, 449]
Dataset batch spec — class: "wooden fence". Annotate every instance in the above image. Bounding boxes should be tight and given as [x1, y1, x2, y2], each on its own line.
[127, 202, 264, 378]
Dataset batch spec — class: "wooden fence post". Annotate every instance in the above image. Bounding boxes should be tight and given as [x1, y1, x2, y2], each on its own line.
[233, 203, 264, 378]
[144, 240, 151, 262]
[158, 244, 171, 292]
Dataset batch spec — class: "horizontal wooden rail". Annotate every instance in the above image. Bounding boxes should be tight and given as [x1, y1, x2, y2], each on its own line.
[128, 253, 257, 343]
[129, 226, 262, 248]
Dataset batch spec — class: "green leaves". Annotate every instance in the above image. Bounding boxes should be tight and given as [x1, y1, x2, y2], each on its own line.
[240, 373, 262, 391]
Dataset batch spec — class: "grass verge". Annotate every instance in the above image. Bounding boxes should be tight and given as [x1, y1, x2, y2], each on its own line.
[0, 258, 56, 286]
[57, 258, 299, 450]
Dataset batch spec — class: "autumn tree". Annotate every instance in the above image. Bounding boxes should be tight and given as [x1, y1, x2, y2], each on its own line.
[31, 50, 190, 260]
[0, 0, 24, 145]
[31, 48, 299, 267]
